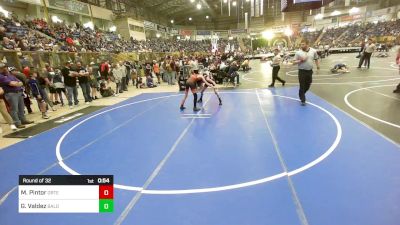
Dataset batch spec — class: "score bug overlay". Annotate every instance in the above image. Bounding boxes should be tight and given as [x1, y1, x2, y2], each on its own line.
[19, 175, 114, 213]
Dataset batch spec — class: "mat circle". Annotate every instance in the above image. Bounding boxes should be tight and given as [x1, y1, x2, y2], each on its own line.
[56, 92, 342, 195]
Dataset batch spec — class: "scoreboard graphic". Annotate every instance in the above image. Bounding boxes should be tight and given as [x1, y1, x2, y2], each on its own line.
[19, 175, 113, 213]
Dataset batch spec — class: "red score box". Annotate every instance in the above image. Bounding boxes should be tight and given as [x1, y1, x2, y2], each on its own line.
[99, 185, 114, 199]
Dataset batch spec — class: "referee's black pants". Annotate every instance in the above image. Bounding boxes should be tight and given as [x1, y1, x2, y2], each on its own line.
[298, 69, 313, 103]
[364, 52, 372, 68]
[271, 66, 284, 86]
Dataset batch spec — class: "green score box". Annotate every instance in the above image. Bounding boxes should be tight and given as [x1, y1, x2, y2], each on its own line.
[99, 199, 114, 213]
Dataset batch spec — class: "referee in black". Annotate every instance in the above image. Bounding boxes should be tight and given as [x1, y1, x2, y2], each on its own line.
[293, 39, 320, 106]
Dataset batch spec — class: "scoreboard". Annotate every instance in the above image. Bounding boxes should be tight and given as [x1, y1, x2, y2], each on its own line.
[19, 175, 113, 213]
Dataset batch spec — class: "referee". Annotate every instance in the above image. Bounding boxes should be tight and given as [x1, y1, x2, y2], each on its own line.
[268, 48, 286, 87]
[293, 39, 320, 106]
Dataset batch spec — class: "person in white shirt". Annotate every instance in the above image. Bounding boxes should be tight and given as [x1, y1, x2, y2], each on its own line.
[112, 63, 124, 95]
[324, 44, 330, 56]
[268, 48, 286, 87]
[293, 39, 320, 106]
[190, 58, 199, 73]
[219, 61, 227, 70]
[363, 38, 375, 69]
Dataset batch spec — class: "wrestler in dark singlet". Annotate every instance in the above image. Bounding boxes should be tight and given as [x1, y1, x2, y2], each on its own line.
[180, 71, 212, 111]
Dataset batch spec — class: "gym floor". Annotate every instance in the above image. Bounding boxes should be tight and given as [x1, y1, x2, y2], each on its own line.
[0, 53, 399, 225]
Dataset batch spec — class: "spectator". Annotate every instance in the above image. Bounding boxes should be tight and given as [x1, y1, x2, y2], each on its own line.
[28, 71, 49, 119]
[40, 64, 56, 111]
[9, 67, 33, 114]
[88, 62, 99, 100]
[228, 61, 240, 85]
[2, 37, 15, 50]
[99, 82, 114, 97]
[53, 69, 67, 106]
[122, 61, 130, 91]
[61, 61, 79, 109]
[0, 86, 16, 130]
[76, 61, 91, 104]
[119, 61, 127, 92]
[112, 63, 124, 95]
[0, 64, 34, 129]
[146, 74, 157, 88]
[100, 60, 110, 81]
[153, 61, 161, 84]
[165, 59, 174, 85]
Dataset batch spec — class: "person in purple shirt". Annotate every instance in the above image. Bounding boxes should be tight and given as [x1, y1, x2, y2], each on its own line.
[0, 65, 33, 128]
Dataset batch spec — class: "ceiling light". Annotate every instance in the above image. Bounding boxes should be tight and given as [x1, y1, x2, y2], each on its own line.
[262, 30, 274, 40]
[284, 28, 293, 37]
[223, 0, 227, 3]
[232, 1, 237, 6]
[51, 15, 62, 24]
[189, 17, 192, 21]
[206, 15, 209, 19]
[0, 6, 9, 18]
[331, 10, 341, 16]
[109, 26, 117, 32]
[83, 21, 94, 30]
[190, 0, 195, 3]
[349, 7, 359, 14]
[314, 13, 324, 20]
[196, 3, 202, 9]
[171, 20, 174, 24]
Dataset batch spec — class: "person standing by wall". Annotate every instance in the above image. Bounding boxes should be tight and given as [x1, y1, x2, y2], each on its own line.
[100, 60, 110, 82]
[12, 67, 33, 114]
[28, 72, 50, 119]
[153, 60, 161, 85]
[112, 63, 123, 95]
[61, 61, 79, 109]
[0, 86, 16, 130]
[165, 58, 173, 85]
[88, 62, 99, 100]
[42, 64, 56, 110]
[53, 69, 67, 106]
[293, 39, 320, 106]
[119, 61, 127, 93]
[76, 61, 91, 104]
[0, 64, 34, 128]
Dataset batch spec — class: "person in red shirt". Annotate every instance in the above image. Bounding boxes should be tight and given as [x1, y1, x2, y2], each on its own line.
[153, 61, 161, 84]
[66, 37, 74, 45]
[100, 60, 110, 81]
[22, 66, 30, 79]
